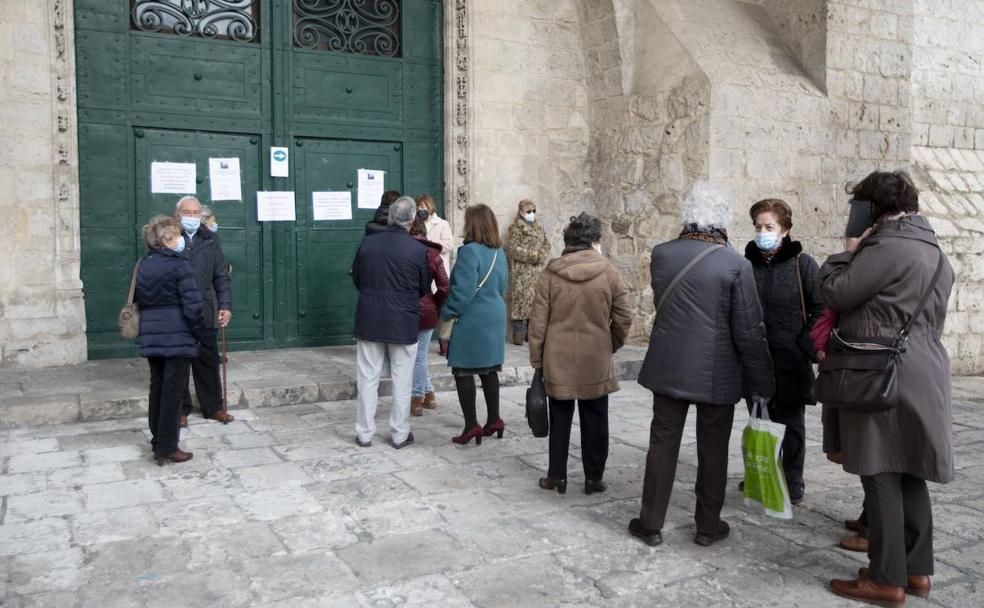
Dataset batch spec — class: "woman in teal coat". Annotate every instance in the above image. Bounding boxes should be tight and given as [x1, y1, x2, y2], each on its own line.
[442, 204, 509, 445]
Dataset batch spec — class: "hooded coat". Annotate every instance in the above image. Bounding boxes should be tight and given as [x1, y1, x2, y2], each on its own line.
[819, 214, 954, 483]
[637, 237, 775, 405]
[743, 237, 824, 406]
[528, 249, 633, 400]
[506, 219, 550, 320]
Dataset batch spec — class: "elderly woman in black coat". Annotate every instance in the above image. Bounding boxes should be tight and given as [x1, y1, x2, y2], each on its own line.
[135, 215, 207, 465]
[743, 199, 823, 504]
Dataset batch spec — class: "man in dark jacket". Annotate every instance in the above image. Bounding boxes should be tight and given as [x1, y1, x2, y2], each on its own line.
[352, 196, 430, 449]
[628, 183, 774, 549]
[364, 190, 403, 234]
[175, 196, 234, 425]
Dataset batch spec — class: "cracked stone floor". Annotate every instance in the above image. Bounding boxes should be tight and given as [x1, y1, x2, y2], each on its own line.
[1, 380, 983, 607]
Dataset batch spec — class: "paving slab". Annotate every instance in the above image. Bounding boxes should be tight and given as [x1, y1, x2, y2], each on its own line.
[1, 379, 984, 607]
[0, 343, 645, 427]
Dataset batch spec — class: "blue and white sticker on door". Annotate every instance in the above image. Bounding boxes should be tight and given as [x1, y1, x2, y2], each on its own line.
[270, 147, 289, 177]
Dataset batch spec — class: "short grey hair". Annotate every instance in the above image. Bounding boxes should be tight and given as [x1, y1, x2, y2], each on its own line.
[143, 215, 182, 250]
[679, 181, 733, 230]
[388, 196, 416, 229]
[200, 205, 214, 220]
[175, 196, 201, 211]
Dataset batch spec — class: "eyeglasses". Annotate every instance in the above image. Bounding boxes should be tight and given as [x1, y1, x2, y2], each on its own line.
[526, 209, 536, 213]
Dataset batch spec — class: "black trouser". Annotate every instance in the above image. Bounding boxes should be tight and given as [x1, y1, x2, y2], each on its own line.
[547, 395, 609, 482]
[148, 357, 191, 456]
[861, 473, 934, 587]
[640, 395, 735, 534]
[454, 372, 500, 429]
[182, 330, 222, 417]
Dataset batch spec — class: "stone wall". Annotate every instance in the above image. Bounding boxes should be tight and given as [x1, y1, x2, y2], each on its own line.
[0, 0, 85, 367]
[912, 0, 984, 149]
[454, 0, 592, 250]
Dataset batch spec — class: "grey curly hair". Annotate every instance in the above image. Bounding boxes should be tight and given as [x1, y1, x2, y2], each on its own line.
[678, 181, 733, 230]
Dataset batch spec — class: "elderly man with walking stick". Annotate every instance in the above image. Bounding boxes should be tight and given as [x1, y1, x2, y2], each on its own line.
[175, 195, 235, 426]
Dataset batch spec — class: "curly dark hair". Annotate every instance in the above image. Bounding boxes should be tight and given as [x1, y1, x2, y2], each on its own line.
[847, 171, 919, 218]
[563, 212, 603, 249]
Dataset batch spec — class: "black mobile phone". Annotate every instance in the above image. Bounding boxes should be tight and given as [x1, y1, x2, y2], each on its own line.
[845, 199, 874, 238]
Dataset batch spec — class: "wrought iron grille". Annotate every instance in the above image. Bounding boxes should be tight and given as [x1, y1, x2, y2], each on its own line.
[131, 0, 261, 43]
[293, 0, 401, 57]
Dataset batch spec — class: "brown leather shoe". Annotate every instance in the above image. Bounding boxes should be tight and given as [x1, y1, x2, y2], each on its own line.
[859, 567, 930, 598]
[839, 533, 869, 553]
[206, 410, 235, 424]
[830, 577, 904, 607]
[423, 391, 438, 409]
[410, 396, 424, 417]
[155, 449, 194, 466]
[179, 415, 189, 428]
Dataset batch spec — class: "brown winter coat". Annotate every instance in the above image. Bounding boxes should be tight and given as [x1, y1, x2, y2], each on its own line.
[819, 214, 954, 483]
[528, 249, 633, 400]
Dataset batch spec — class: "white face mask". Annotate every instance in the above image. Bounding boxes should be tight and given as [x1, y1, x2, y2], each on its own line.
[592, 242, 602, 255]
[523, 212, 535, 223]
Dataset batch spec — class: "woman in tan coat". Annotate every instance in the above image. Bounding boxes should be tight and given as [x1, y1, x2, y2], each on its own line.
[507, 199, 550, 345]
[529, 213, 632, 495]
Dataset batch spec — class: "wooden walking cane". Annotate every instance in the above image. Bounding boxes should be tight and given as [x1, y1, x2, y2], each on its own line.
[221, 324, 228, 419]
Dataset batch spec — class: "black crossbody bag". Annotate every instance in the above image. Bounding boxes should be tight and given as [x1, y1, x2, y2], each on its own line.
[815, 250, 944, 413]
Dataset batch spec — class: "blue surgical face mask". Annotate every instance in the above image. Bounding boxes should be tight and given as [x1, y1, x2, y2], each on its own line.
[754, 231, 781, 251]
[207, 222, 218, 232]
[181, 217, 201, 233]
[170, 238, 186, 254]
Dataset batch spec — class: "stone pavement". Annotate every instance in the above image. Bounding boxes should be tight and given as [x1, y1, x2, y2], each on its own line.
[2, 379, 984, 607]
[0, 344, 645, 427]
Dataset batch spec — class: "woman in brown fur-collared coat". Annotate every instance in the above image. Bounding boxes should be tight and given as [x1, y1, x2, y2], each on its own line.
[506, 199, 550, 345]
[529, 213, 632, 496]
[822, 171, 954, 607]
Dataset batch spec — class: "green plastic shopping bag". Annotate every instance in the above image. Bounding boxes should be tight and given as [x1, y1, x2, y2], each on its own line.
[741, 399, 793, 519]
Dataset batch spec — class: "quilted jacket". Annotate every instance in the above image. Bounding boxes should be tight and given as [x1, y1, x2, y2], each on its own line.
[135, 248, 207, 359]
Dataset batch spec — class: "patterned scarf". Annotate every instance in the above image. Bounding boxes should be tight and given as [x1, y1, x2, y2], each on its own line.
[679, 224, 728, 245]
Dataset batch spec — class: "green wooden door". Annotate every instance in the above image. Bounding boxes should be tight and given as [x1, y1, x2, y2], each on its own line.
[75, 0, 443, 358]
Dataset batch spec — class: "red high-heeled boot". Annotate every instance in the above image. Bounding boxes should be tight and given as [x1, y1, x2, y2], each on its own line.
[482, 419, 505, 438]
[452, 425, 483, 445]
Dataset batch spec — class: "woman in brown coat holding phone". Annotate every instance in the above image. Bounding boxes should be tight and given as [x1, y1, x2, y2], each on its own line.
[529, 213, 632, 495]
[821, 171, 954, 606]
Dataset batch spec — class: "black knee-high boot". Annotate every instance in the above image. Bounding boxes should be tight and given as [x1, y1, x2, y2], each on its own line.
[479, 372, 500, 423]
[454, 374, 478, 431]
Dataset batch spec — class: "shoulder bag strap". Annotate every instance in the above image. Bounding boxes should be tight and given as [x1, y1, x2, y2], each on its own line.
[795, 253, 807, 323]
[654, 245, 723, 321]
[476, 249, 499, 291]
[127, 259, 142, 304]
[899, 249, 945, 342]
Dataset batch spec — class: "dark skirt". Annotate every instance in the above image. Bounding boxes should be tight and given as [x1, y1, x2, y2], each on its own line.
[452, 365, 502, 377]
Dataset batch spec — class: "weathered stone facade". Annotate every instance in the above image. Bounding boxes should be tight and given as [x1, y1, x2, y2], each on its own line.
[0, 0, 86, 367]
[2, 0, 983, 371]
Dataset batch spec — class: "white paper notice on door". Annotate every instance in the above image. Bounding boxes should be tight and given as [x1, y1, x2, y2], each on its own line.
[208, 158, 242, 201]
[312, 191, 353, 221]
[256, 191, 296, 222]
[151, 162, 196, 194]
[357, 169, 385, 209]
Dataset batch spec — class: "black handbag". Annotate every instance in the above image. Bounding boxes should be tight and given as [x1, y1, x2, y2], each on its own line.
[525, 369, 549, 437]
[816, 251, 944, 413]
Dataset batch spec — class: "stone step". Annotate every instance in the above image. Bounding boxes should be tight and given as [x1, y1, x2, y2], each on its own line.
[0, 344, 647, 428]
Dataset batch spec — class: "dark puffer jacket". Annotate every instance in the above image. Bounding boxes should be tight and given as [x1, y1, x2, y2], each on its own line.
[416, 238, 450, 330]
[637, 237, 775, 405]
[744, 237, 824, 406]
[135, 248, 207, 359]
[183, 226, 231, 329]
[352, 226, 430, 344]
